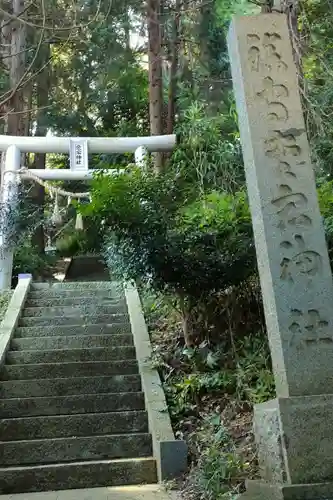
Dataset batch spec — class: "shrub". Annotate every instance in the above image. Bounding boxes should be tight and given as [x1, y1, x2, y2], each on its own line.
[184, 414, 248, 500]
[83, 168, 255, 346]
[56, 232, 86, 257]
[0, 291, 12, 319]
[55, 219, 103, 257]
[12, 241, 52, 285]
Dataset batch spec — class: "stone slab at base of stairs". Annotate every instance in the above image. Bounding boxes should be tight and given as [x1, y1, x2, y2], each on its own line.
[0, 484, 179, 500]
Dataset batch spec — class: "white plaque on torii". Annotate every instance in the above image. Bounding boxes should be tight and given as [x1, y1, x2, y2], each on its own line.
[69, 139, 88, 171]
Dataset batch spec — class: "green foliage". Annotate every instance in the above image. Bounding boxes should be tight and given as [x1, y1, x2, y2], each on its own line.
[85, 169, 254, 298]
[144, 286, 273, 418]
[299, 0, 333, 178]
[317, 181, 333, 259]
[56, 233, 86, 257]
[83, 166, 255, 346]
[172, 101, 243, 193]
[178, 190, 250, 233]
[162, 333, 274, 423]
[144, 287, 270, 500]
[0, 184, 44, 250]
[165, 371, 231, 417]
[13, 241, 51, 281]
[48, 2, 149, 151]
[0, 291, 12, 320]
[233, 336, 275, 404]
[55, 217, 103, 257]
[187, 415, 246, 500]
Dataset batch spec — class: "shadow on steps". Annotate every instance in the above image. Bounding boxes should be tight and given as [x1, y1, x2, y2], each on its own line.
[65, 255, 110, 282]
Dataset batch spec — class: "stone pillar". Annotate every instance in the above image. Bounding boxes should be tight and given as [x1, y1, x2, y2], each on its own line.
[228, 14, 333, 500]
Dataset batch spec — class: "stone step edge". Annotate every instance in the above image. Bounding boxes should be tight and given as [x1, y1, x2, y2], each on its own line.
[27, 290, 124, 296]
[0, 456, 155, 471]
[18, 319, 130, 327]
[22, 309, 128, 317]
[2, 433, 153, 466]
[6, 347, 135, 354]
[0, 374, 141, 387]
[20, 313, 128, 320]
[14, 327, 132, 338]
[12, 334, 133, 341]
[30, 282, 123, 290]
[1, 409, 146, 422]
[1, 365, 139, 381]
[6, 347, 137, 362]
[27, 294, 124, 300]
[10, 336, 134, 348]
[0, 458, 157, 494]
[27, 291, 123, 296]
[2, 360, 138, 369]
[0, 390, 144, 403]
[2, 431, 151, 446]
[24, 304, 126, 310]
[15, 323, 131, 330]
[0, 391, 146, 417]
[26, 295, 125, 299]
[125, 283, 188, 483]
[24, 303, 126, 309]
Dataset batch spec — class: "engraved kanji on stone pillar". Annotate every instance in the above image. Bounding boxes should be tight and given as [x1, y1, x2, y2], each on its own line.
[227, 14, 333, 398]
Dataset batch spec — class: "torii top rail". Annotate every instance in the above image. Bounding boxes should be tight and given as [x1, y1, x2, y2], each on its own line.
[0, 134, 176, 153]
[0, 133, 176, 290]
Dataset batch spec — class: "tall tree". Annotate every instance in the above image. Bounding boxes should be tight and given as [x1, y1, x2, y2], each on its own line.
[147, 0, 164, 171]
[6, 0, 27, 137]
[31, 44, 51, 254]
[166, 0, 180, 135]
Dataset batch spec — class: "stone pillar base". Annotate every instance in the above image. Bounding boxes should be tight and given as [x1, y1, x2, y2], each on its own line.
[241, 480, 333, 500]
[245, 396, 333, 499]
[254, 396, 333, 485]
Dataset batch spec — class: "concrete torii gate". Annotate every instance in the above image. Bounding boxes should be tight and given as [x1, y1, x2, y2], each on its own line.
[0, 134, 176, 290]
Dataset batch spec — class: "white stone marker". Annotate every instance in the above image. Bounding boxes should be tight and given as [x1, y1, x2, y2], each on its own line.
[228, 13, 333, 398]
[228, 14, 333, 498]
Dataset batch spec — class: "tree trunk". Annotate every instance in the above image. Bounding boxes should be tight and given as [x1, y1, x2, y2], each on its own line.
[277, 1, 306, 124]
[31, 44, 50, 255]
[24, 80, 32, 136]
[199, 0, 211, 76]
[147, 0, 163, 171]
[166, 0, 180, 135]
[7, 0, 27, 137]
[0, 0, 27, 186]
[123, 8, 131, 56]
[265, 0, 302, 78]
[0, 1, 12, 176]
[178, 293, 196, 347]
[0, 0, 12, 133]
[284, 0, 303, 82]
[178, 0, 193, 94]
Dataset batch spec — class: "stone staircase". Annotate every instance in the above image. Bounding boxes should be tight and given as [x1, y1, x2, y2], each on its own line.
[0, 281, 157, 494]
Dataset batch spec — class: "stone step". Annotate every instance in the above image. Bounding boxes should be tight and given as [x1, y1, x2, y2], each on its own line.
[0, 410, 148, 441]
[11, 334, 134, 351]
[6, 347, 136, 364]
[1, 360, 139, 380]
[0, 392, 145, 418]
[0, 374, 141, 398]
[0, 457, 157, 493]
[28, 289, 124, 299]
[2, 433, 152, 465]
[23, 304, 128, 317]
[31, 281, 122, 291]
[26, 296, 127, 308]
[19, 314, 128, 328]
[15, 323, 130, 338]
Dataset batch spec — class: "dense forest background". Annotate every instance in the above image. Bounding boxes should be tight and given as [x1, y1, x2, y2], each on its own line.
[2, 0, 333, 498]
